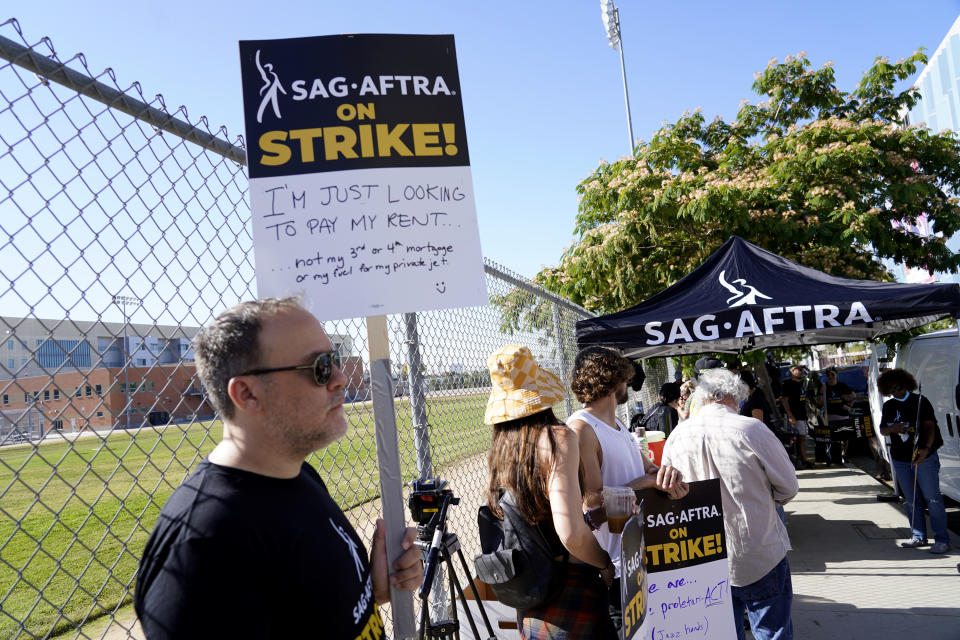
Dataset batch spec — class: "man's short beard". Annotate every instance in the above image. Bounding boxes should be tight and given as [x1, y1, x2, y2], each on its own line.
[616, 386, 629, 404]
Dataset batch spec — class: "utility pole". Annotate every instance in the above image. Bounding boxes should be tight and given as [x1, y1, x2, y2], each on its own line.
[600, 0, 635, 153]
[112, 295, 141, 428]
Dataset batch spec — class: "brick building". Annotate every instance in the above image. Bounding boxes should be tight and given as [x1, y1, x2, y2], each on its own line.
[0, 365, 209, 434]
[0, 356, 366, 438]
[0, 315, 365, 440]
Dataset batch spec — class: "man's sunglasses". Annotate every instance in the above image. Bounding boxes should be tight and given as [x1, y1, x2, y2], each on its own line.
[239, 350, 342, 386]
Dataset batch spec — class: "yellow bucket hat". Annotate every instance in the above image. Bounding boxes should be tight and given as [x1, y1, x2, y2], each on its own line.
[484, 345, 565, 425]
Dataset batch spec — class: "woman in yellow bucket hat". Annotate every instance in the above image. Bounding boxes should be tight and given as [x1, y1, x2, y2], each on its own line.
[484, 345, 617, 639]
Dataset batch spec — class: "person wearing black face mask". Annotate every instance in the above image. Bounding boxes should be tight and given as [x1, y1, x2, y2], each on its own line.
[877, 368, 950, 555]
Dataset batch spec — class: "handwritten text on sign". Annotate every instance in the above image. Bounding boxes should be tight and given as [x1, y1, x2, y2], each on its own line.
[637, 480, 737, 640]
[250, 166, 486, 320]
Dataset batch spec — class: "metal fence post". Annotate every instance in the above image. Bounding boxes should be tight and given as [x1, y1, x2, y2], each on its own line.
[401, 313, 450, 622]
[403, 312, 433, 479]
[553, 304, 573, 416]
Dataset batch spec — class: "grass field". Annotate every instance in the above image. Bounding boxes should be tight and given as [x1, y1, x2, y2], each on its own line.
[0, 392, 489, 639]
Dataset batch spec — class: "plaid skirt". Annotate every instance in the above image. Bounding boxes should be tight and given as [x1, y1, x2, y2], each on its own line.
[518, 564, 617, 640]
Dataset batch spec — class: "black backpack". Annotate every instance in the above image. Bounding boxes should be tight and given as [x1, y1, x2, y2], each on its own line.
[474, 489, 568, 610]
[635, 402, 674, 434]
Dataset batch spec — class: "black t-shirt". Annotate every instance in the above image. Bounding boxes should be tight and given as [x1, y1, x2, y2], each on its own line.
[638, 402, 678, 435]
[135, 460, 384, 640]
[880, 393, 943, 463]
[825, 382, 854, 419]
[740, 389, 770, 421]
[780, 378, 807, 420]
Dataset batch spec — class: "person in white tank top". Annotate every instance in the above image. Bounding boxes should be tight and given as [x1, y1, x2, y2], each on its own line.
[567, 347, 688, 633]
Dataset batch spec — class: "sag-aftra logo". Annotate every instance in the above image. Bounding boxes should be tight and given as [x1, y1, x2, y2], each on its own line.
[240, 35, 469, 177]
[639, 271, 874, 346]
[254, 48, 454, 123]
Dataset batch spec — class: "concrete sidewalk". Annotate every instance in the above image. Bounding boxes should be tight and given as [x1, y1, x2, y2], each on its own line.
[786, 462, 960, 639]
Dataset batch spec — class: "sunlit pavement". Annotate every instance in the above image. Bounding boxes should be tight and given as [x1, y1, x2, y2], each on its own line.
[785, 456, 960, 640]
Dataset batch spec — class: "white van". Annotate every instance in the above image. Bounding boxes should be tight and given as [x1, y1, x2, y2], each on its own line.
[893, 328, 960, 502]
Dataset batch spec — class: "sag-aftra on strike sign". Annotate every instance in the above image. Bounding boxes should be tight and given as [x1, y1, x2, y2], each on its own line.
[239, 34, 487, 321]
[633, 480, 738, 640]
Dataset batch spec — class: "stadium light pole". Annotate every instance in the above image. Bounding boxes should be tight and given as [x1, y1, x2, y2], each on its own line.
[112, 295, 141, 428]
[601, 0, 635, 153]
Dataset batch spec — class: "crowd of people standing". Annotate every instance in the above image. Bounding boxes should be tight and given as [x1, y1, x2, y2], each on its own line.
[483, 346, 796, 640]
[131, 296, 949, 640]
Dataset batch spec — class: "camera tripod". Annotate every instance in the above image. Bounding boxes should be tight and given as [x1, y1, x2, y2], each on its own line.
[416, 492, 496, 640]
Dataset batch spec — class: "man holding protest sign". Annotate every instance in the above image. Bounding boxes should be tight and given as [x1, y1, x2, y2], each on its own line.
[567, 347, 688, 632]
[662, 368, 798, 640]
[134, 298, 423, 639]
[137, 31, 483, 640]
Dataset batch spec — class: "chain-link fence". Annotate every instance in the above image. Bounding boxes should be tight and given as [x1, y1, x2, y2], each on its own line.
[0, 20, 533, 640]
[0, 19, 671, 639]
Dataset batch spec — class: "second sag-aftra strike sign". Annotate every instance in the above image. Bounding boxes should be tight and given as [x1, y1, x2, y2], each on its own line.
[635, 480, 737, 639]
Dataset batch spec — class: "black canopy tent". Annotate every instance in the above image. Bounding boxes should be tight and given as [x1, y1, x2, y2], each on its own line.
[576, 236, 960, 358]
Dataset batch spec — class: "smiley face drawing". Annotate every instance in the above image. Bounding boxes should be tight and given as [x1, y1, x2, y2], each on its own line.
[435, 281, 447, 293]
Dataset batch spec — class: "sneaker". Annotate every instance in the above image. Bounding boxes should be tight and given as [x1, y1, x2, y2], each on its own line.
[900, 538, 927, 548]
[929, 543, 951, 554]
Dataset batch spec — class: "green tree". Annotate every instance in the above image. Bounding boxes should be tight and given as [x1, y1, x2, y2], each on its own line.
[536, 51, 960, 313]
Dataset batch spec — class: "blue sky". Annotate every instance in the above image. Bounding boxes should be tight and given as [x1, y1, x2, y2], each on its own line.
[7, 0, 960, 280]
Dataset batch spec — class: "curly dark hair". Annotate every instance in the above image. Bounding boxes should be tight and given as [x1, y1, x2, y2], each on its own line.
[877, 368, 918, 396]
[570, 347, 634, 403]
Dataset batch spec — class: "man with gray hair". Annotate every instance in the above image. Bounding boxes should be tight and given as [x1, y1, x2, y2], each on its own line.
[662, 367, 799, 640]
[135, 298, 423, 639]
